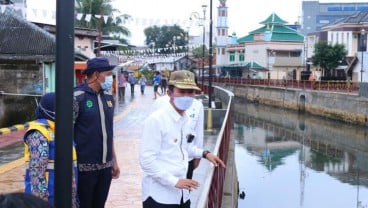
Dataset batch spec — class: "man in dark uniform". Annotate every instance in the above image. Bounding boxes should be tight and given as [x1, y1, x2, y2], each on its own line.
[73, 57, 120, 208]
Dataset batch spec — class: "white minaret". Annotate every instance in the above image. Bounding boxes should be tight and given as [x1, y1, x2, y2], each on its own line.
[216, 0, 229, 72]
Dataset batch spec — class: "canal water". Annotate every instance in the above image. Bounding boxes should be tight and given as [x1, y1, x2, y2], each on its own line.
[233, 97, 368, 208]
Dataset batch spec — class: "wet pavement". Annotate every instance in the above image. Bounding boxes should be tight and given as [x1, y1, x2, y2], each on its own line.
[0, 86, 216, 208]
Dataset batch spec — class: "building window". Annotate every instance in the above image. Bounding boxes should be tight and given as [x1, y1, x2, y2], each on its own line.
[347, 33, 350, 50]
[222, 48, 225, 55]
[290, 51, 301, 57]
[239, 51, 245, 61]
[229, 52, 235, 62]
[341, 32, 344, 43]
[330, 32, 333, 44]
[335, 32, 339, 43]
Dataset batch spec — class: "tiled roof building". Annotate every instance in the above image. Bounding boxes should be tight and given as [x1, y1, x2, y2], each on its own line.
[238, 13, 304, 43]
[222, 13, 305, 80]
[0, 9, 55, 61]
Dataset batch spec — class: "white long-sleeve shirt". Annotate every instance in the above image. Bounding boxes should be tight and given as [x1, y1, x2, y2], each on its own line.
[139, 102, 203, 204]
[151, 95, 204, 160]
[183, 98, 204, 160]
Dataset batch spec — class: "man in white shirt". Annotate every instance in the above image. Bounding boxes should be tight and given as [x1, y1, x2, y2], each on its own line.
[140, 70, 225, 208]
[151, 92, 204, 180]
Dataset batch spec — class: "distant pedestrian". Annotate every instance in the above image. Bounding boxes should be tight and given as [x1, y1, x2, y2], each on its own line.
[138, 75, 147, 95]
[139, 70, 225, 208]
[74, 57, 120, 208]
[118, 70, 127, 101]
[160, 74, 168, 94]
[128, 73, 137, 96]
[112, 74, 117, 97]
[23, 92, 78, 207]
[153, 71, 161, 99]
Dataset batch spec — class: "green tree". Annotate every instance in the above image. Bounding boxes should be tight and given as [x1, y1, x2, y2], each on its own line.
[75, 0, 130, 41]
[311, 41, 347, 77]
[191, 44, 208, 58]
[144, 25, 188, 54]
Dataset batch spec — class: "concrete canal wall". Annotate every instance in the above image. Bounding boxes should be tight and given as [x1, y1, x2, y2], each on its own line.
[215, 83, 368, 126]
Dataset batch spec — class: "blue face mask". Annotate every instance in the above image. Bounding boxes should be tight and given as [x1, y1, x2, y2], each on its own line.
[100, 75, 113, 90]
[173, 96, 194, 110]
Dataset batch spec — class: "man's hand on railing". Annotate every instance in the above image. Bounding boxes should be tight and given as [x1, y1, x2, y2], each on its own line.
[203, 151, 226, 168]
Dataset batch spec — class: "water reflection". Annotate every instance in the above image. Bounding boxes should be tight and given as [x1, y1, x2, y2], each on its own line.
[233, 98, 368, 208]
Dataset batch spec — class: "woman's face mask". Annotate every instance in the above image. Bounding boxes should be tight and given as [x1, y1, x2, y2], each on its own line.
[100, 75, 113, 90]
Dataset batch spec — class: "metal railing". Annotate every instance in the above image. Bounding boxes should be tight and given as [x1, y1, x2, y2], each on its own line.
[204, 77, 360, 94]
[197, 86, 234, 208]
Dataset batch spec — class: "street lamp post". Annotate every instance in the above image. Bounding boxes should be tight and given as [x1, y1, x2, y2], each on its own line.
[173, 36, 178, 71]
[201, 5, 207, 91]
[202, 5, 207, 89]
[150, 41, 155, 55]
[170, 35, 182, 71]
[208, 0, 213, 108]
[190, 5, 207, 90]
[186, 28, 189, 69]
[361, 29, 365, 83]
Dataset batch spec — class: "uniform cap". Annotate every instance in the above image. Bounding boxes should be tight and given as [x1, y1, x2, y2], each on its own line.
[82, 57, 116, 75]
[168, 70, 200, 91]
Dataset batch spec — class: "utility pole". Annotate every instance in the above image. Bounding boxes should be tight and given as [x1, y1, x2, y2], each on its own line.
[55, 0, 74, 207]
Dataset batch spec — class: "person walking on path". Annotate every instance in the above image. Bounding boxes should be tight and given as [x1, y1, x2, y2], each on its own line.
[23, 92, 78, 207]
[160, 74, 168, 95]
[74, 57, 120, 208]
[139, 70, 225, 208]
[152, 71, 161, 99]
[117, 70, 127, 102]
[112, 74, 117, 98]
[138, 75, 147, 95]
[128, 73, 137, 96]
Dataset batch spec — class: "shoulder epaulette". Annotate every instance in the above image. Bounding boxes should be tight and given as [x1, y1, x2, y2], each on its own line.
[74, 90, 85, 97]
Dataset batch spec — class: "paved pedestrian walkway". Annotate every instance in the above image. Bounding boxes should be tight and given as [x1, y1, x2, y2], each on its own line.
[0, 85, 217, 207]
[0, 85, 157, 207]
[105, 86, 157, 208]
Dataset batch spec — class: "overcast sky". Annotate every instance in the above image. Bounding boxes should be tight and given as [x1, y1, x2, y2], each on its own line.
[113, 0, 368, 46]
[26, 0, 368, 46]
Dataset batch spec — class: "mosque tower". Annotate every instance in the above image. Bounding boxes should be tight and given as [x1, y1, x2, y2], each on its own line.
[216, 0, 229, 72]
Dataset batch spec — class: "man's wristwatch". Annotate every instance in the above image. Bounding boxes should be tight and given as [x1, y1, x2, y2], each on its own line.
[202, 150, 211, 159]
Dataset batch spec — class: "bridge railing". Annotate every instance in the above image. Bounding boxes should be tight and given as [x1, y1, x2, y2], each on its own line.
[196, 86, 234, 208]
[204, 77, 360, 93]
